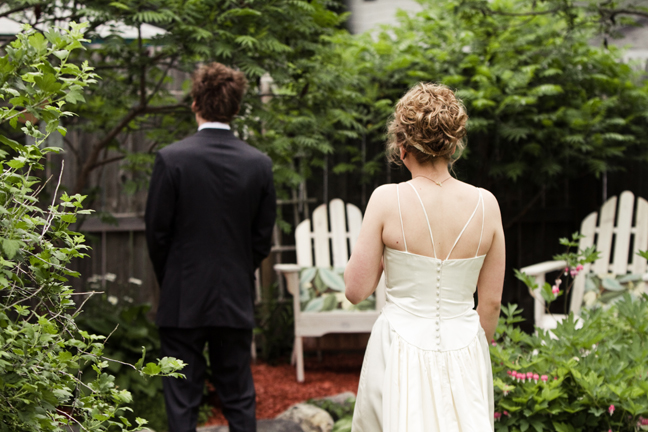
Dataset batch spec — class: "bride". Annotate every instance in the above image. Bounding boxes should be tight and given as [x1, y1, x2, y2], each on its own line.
[345, 83, 505, 431]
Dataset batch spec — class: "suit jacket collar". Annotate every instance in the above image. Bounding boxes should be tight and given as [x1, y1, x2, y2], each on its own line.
[195, 128, 237, 141]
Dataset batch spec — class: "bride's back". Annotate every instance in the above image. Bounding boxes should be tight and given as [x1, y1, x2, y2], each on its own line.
[381, 179, 495, 261]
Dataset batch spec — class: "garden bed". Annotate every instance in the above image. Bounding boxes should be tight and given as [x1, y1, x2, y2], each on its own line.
[203, 353, 363, 425]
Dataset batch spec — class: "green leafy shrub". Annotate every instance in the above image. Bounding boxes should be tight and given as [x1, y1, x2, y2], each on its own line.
[491, 299, 648, 432]
[502, 235, 648, 430]
[0, 23, 184, 431]
[75, 293, 168, 432]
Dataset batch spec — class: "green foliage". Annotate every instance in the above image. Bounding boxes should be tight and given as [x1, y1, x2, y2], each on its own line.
[3, 0, 358, 200]
[4, 0, 648, 223]
[75, 293, 169, 432]
[0, 24, 184, 431]
[299, 267, 375, 312]
[491, 297, 648, 431]
[455, 0, 648, 35]
[0, 22, 96, 144]
[338, 0, 648, 194]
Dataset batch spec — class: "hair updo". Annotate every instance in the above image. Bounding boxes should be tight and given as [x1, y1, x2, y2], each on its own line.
[386, 83, 468, 165]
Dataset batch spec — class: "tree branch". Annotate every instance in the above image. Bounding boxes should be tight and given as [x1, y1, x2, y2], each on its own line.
[63, 136, 79, 159]
[138, 25, 146, 108]
[0, 4, 35, 19]
[483, 7, 561, 17]
[147, 140, 161, 153]
[602, 8, 648, 20]
[90, 155, 125, 170]
[147, 57, 178, 105]
[73, 103, 189, 194]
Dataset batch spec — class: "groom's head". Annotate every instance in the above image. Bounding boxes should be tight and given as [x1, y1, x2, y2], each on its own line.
[191, 62, 247, 124]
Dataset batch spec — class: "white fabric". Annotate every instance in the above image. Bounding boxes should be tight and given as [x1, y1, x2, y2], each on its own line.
[198, 121, 230, 131]
[352, 186, 494, 432]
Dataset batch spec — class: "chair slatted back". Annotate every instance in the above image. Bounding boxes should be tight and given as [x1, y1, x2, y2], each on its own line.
[295, 198, 363, 268]
[572, 191, 648, 315]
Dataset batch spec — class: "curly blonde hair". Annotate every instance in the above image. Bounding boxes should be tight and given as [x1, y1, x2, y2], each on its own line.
[386, 83, 468, 165]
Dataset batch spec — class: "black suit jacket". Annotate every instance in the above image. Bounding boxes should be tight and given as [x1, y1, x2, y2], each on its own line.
[145, 128, 276, 329]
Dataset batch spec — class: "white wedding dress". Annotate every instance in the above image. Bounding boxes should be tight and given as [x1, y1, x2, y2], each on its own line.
[352, 183, 494, 431]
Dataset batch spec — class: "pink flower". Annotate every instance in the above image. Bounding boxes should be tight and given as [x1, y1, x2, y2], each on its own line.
[555, 279, 562, 286]
[526, 372, 533, 380]
[503, 411, 509, 416]
[494, 412, 502, 421]
[491, 340, 497, 346]
[576, 264, 584, 272]
[564, 267, 569, 275]
[609, 405, 615, 415]
[570, 268, 578, 277]
[503, 390, 509, 396]
[533, 373, 539, 383]
[541, 375, 548, 382]
[552, 285, 560, 295]
[507, 370, 512, 376]
[641, 417, 648, 425]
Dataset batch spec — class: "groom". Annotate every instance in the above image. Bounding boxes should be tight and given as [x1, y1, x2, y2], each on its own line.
[145, 62, 276, 432]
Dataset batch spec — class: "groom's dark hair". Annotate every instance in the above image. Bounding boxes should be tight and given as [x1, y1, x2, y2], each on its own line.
[191, 62, 247, 123]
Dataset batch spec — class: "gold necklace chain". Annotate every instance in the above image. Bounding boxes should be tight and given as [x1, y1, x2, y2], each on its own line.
[413, 174, 453, 187]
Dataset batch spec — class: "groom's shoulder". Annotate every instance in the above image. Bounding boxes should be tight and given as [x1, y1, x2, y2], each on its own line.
[158, 133, 202, 157]
[158, 132, 271, 169]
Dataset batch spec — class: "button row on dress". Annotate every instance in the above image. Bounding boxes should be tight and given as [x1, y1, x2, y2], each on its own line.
[436, 264, 442, 346]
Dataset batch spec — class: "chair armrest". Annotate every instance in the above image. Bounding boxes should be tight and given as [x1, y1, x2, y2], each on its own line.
[274, 264, 301, 273]
[520, 260, 567, 276]
[274, 264, 301, 296]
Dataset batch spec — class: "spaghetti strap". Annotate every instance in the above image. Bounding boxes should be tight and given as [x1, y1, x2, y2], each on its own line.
[396, 184, 408, 252]
[406, 182, 437, 259]
[476, 189, 485, 257]
[445, 189, 483, 261]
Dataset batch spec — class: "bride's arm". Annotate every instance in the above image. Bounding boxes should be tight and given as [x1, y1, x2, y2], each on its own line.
[344, 185, 391, 304]
[476, 191, 506, 342]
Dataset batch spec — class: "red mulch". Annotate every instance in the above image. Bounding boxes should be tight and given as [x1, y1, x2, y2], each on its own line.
[203, 353, 363, 426]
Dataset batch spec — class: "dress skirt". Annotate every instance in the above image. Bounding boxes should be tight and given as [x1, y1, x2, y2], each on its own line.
[352, 307, 494, 432]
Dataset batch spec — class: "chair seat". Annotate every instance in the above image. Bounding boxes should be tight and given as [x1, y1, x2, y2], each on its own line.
[537, 313, 565, 330]
[297, 310, 381, 337]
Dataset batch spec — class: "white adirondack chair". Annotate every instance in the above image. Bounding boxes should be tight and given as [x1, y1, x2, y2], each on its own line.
[521, 191, 648, 330]
[274, 198, 386, 382]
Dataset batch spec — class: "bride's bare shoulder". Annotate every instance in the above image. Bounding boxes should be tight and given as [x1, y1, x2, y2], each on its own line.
[365, 184, 399, 214]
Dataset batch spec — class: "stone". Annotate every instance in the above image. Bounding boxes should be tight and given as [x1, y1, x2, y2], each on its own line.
[197, 419, 303, 432]
[276, 403, 334, 432]
[313, 391, 356, 409]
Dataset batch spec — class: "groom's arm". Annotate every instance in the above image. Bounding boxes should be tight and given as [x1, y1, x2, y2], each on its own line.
[145, 153, 177, 285]
[251, 158, 276, 270]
